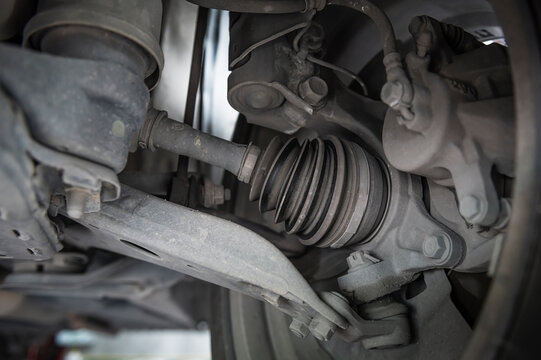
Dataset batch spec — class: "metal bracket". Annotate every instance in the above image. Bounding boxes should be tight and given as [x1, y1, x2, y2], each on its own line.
[15, 110, 120, 221]
[12, 111, 121, 211]
[21, 132, 120, 205]
[339, 169, 464, 302]
[321, 292, 411, 349]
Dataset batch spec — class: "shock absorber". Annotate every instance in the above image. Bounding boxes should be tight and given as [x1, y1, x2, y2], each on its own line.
[140, 109, 387, 248]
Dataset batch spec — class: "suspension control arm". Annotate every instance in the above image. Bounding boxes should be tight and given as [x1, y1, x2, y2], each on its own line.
[65, 185, 347, 334]
[64, 185, 412, 346]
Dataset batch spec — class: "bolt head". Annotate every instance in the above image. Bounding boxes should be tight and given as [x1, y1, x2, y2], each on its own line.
[422, 235, 448, 259]
[289, 318, 310, 339]
[459, 195, 485, 223]
[309, 318, 335, 341]
[299, 76, 328, 106]
[346, 250, 378, 270]
[201, 179, 227, 207]
[381, 81, 403, 108]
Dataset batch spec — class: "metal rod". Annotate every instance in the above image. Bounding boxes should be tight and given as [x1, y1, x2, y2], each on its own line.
[140, 109, 260, 183]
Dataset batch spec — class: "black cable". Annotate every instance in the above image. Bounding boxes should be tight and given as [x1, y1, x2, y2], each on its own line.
[306, 54, 368, 96]
[170, 6, 209, 205]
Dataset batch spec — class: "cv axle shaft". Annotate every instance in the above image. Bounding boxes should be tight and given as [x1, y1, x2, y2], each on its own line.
[140, 109, 387, 248]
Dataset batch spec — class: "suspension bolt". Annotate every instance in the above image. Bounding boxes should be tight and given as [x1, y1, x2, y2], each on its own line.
[299, 76, 328, 107]
[289, 318, 310, 339]
[422, 234, 448, 259]
[309, 316, 336, 341]
[201, 178, 230, 208]
[459, 195, 486, 223]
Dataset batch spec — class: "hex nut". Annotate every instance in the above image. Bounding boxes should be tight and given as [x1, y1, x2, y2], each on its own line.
[422, 235, 448, 259]
[309, 317, 335, 341]
[238, 144, 261, 183]
[289, 318, 310, 339]
[201, 178, 230, 208]
[459, 195, 485, 223]
[299, 76, 328, 106]
[346, 250, 379, 271]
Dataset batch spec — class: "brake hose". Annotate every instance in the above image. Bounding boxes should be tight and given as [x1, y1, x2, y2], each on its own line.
[327, 0, 414, 119]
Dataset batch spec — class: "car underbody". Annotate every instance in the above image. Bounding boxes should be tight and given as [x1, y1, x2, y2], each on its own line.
[0, 0, 540, 359]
